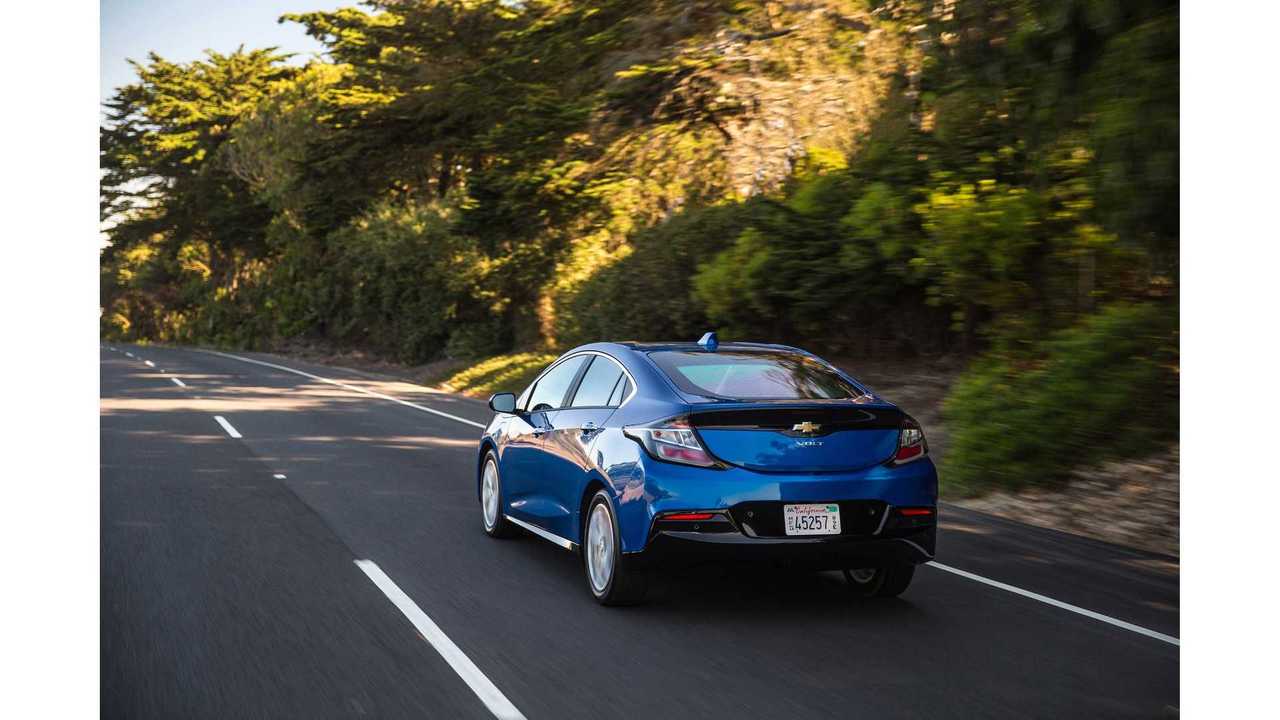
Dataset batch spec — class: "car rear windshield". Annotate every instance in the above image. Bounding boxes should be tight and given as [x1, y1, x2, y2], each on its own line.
[648, 350, 865, 401]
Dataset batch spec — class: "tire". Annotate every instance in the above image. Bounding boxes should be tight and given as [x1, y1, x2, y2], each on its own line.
[583, 491, 648, 606]
[480, 452, 518, 538]
[843, 563, 915, 598]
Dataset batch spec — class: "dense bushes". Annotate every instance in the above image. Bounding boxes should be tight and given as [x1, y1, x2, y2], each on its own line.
[941, 303, 1179, 494]
[267, 200, 501, 363]
[690, 172, 951, 355]
[555, 204, 756, 346]
[321, 201, 491, 362]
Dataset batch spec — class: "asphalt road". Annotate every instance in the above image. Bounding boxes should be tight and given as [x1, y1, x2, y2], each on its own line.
[101, 344, 1179, 719]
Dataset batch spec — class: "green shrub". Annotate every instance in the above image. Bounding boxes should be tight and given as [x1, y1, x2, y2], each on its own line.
[941, 303, 1178, 495]
[690, 172, 950, 355]
[320, 200, 495, 363]
[555, 203, 757, 345]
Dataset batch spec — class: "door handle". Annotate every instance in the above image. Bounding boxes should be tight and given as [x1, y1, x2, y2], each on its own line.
[532, 427, 549, 436]
[581, 421, 601, 436]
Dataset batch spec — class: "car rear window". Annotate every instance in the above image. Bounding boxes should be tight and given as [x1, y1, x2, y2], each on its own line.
[648, 350, 865, 401]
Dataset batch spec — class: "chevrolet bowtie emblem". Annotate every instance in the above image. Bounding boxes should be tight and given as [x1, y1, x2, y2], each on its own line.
[793, 422, 822, 434]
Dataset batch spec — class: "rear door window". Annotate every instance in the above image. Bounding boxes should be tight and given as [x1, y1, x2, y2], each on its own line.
[570, 356, 627, 408]
[648, 350, 864, 400]
[526, 355, 589, 411]
[606, 376, 632, 407]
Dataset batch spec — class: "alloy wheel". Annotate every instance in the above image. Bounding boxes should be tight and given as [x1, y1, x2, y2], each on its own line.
[586, 503, 614, 593]
[481, 460, 499, 530]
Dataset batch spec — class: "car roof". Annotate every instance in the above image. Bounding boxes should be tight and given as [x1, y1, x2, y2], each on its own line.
[557, 341, 886, 407]
[610, 340, 805, 353]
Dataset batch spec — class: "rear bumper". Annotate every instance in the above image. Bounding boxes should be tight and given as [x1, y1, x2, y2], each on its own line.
[632, 524, 936, 570]
[591, 429, 940, 553]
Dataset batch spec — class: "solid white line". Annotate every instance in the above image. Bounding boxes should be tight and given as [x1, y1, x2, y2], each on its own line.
[170, 377, 187, 388]
[199, 350, 486, 429]
[273, 473, 287, 479]
[144, 360, 155, 367]
[926, 562, 1179, 646]
[213, 415, 242, 439]
[354, 560, 526, 720]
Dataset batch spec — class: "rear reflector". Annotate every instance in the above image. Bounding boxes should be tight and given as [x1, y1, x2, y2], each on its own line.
[894, 444, 924, 462]
[662, 512, 716, 521]
[898, 507, 934, 517]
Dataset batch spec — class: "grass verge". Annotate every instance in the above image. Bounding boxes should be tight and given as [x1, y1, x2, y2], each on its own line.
[426, 351, 557, 398]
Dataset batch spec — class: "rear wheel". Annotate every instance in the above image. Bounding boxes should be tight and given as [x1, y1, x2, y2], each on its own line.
[843, 563, 915, 598]
[480, 453, 517, 538]
[584, 491, 648, 605]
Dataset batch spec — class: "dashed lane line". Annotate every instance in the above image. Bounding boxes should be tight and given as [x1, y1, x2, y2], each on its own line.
[355, 560, 526, 720]
[213, 415, 242, 439]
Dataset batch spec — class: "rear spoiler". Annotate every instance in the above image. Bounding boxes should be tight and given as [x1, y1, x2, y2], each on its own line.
[688, 404, 904, 434]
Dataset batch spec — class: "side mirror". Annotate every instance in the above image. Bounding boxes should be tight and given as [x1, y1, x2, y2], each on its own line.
[488, 392, 517, 414]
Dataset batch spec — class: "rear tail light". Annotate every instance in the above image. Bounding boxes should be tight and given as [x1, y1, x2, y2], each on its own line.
[891, 415, 928, 465]
[624, 416, 719, 467]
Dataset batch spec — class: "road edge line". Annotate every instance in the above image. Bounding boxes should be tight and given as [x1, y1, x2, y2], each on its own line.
[197, 350, 486, 429]
[927, 561, 1179, 646]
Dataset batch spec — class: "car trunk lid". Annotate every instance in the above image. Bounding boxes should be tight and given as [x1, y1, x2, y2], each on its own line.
[689, 403, 903, 473]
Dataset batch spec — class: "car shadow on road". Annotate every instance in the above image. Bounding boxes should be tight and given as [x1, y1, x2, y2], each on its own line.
[490, 522, 930, 625]
[643, 563, 924, 619]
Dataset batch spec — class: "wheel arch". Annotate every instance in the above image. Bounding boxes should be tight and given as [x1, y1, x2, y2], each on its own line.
[476, 439, 498, 501]
[577, 477, 611, 550]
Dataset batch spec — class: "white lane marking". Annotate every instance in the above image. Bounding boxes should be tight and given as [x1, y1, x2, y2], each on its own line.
[200, 350, 485, 429]
[170, 377, 187, 388]
[213, 415, 242, 439]
[124, 352, 134, 358]
[273, 473, 287, 479]
[355, 560, 526, 720]
[927, 562, 1179, 646]
[144, 360, 155, 367]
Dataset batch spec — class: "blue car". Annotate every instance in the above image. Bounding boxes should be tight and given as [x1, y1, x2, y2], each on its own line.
[477, 333, 938, 605]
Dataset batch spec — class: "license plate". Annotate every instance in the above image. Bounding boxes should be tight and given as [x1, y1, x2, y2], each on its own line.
[784, 504, 842, 536]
